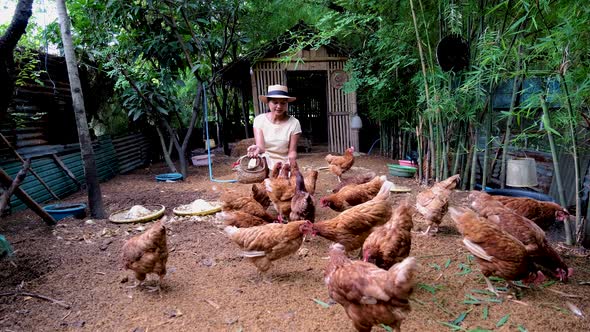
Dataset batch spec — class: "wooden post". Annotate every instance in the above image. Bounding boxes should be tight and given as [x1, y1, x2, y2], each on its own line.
[0, 167, 56, 225]
[0, 132, 61, 200]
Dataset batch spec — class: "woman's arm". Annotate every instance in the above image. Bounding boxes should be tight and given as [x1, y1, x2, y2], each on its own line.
[247, 127, 265, 157]
[287, 133, 301, 166]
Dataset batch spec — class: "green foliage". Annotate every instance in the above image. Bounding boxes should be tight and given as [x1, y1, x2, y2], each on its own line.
[13, 48, 44, 86]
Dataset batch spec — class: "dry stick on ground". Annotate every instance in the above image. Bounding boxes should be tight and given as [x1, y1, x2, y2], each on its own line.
[0, 290, 71, 309]
[545, 288, 584, 299]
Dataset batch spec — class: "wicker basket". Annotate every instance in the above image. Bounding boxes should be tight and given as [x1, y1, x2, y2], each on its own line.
[236, 155, 268, 184]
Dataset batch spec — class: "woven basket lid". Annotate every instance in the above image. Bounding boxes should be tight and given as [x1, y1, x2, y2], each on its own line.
[239, 156, 265, 172]
[109, 205, 166, 223]
[173, 199, 222, 216]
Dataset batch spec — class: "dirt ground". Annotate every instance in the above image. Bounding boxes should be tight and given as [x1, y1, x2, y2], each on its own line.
[1, 150, 589, 332]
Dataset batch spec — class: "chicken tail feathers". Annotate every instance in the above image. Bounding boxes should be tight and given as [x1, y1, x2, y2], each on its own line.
[223, 225, 239, 237]
[241, 250, 266, 257]
[264, 178, 273, 193]
[389, 257, 418, 296]
[463, 238, 494, 261]
[374, 179, 393, 201]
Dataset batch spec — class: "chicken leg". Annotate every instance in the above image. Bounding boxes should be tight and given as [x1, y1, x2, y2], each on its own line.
[146, 275, 165, 292]
[126, 280, 144, 289]
[484, 275, 499, 297]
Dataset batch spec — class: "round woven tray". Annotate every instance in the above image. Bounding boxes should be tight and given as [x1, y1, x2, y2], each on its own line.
[108, 205, 166, 223]
[173, 201, 222, 216]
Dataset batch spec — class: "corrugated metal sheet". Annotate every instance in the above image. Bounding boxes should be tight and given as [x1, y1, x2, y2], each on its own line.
[549, 153, 590, 208]
[0, 134, 151, 213]
[112, 133, 150, 174]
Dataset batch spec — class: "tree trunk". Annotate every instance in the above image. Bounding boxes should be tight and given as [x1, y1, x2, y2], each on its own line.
[56, 0, 105, 218]
[0, 0, 34, 122]
[155, 125, 178, 172]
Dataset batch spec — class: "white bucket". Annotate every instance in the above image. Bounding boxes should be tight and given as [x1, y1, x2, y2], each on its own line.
[506, 158, 538, 187]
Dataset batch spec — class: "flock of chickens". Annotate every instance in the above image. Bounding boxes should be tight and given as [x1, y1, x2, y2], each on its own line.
[121, 147, 573, 332]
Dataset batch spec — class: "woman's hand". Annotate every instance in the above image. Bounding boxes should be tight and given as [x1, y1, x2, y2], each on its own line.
[247, 145, 261, 157]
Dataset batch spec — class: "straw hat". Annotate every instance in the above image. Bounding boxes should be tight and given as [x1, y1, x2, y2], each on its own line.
[259, 84, 296, 103]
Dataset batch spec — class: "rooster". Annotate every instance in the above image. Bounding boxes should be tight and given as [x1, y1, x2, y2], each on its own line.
[121, 218, 168, 291]
[224, 220, 315, 282]
[325, 243, 418, 332]
[362, 202, 414, 270]
[325, 146, 355, 182]
[311, 180, 393, 253]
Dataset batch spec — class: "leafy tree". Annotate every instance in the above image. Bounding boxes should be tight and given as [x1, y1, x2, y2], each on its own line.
[0, 0, 34, 122]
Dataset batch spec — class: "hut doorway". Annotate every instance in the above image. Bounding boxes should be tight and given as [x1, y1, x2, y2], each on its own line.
[287, 71, 328, 146]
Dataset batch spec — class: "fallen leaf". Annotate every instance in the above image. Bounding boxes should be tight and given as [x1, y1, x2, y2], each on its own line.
[565, 301, 584, 318]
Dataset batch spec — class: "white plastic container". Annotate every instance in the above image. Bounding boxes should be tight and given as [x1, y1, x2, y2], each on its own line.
[506, 158, 538, 187]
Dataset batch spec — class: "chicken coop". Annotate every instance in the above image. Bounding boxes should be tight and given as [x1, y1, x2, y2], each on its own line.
[223, 23, 358, 154]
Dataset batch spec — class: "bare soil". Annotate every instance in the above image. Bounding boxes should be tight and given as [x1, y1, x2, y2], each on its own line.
[1, 151, 589, 332]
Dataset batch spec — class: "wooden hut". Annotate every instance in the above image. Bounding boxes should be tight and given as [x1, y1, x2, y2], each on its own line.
[224, 23, 357, 153]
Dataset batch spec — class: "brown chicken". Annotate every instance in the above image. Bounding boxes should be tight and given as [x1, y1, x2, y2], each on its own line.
[332, 171, 377, 193]
[312, 181, 393, 253]
[223, 220, 315, 281]
[470, 191, 573, 282]
[289, 170, 315, 222]
[264, 162, 296, 222]
[320, 175, 386, 212]
[288, 163, 319, 196]
[449, 207, 544, 296]
[251, 183, 271, 210]
[491, 195, 570, 230]
[415, 174, 460, 235]
[121, 219, 168, 291]
[219, 210, 268, 228]
[220, 191, 275, 223]
[303, 167, 319, 196]
[363, 202, 414, 270]
[325, 243, 418, 332]
[325, 146, 355, 182]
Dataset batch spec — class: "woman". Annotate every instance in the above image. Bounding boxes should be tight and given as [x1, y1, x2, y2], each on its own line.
[247, 84, 301, 168]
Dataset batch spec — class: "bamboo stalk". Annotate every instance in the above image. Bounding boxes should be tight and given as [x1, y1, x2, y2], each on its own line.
[500, 55, 523, 189]
[416, 119, 424, 183]
[462, 139, 473, 191]
[410, 0, 433, 184]
[469, 127, 478, 191]
[481, 103, 491, 190]
[559, 72, 582, 241]
[451, 126, 463, 176]
[541, 95, 573, 245]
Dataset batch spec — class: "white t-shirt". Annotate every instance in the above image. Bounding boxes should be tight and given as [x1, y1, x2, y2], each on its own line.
[253, 113, 302, 167]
